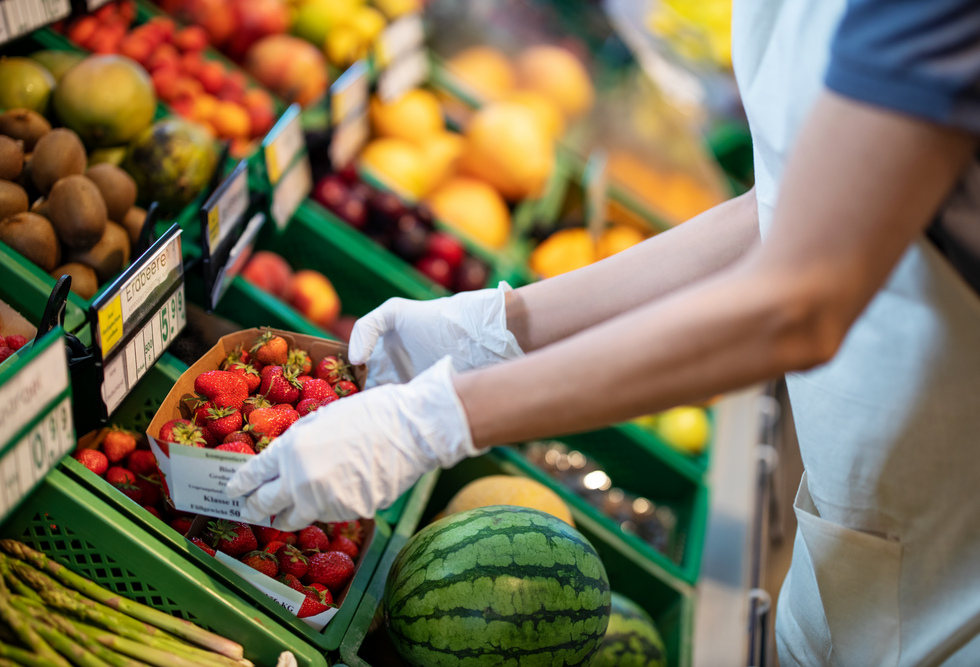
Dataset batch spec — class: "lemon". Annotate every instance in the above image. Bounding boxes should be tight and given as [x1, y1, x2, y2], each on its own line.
[506, 89, 565, 139]
[442, 475, 574, 526]
[427, 177, 511, 249]
[291, 0, 356, 48]
[346, 6, 386, 43]
[359, 138, 428, 199]
[515, 45, 594, 119]
[417, 131, 465, 192]
[656, 407, 710, 455]
[530, 228, 596, 279]
[369, 89, 444, 145]
[445, 46, 516, 102]
[324, 25, 368, 68]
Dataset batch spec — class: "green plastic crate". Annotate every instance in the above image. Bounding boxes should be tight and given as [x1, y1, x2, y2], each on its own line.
[1, 469, 330, 667]
[339, 453, 694, 667]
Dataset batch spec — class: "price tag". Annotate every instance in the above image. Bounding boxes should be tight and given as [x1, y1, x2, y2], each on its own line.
[210, 212, 266, 308]
[0, 0, 69, 43]
[264, 105, 304, 186]
[375, 13, 424, 66]
[93, 226, 185, 417]
[202, 161, 249, 255]
[584, 149, 609, 242]
[165, 444, 270, 525]
[0, 333, 74, 523]
[86, 0, 112, 9]
[375, 13, 428, 103]
[330, 61, 369, 168]
[271, 157, 312, 230]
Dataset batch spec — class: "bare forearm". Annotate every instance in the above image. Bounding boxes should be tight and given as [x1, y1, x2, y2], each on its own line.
[505, 188, 760, 352]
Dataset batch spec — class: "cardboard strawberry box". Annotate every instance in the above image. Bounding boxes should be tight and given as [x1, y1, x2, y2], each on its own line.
[145, 327, 369, 630]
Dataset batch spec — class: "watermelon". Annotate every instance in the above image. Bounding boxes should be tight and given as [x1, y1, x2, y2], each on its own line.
[383, 505, 611, 667]
[591, 592, 667, 667]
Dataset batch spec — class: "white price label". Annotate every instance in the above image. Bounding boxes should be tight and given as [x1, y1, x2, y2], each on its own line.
[377, 49, 429, 103]
[271, 157, 312, 230]
[329, 113, 369, 170]
[0, 396, 74, 521]
[166, 445, 271, 525]
[206, 165, 249, 254]
[211, 212, 266, 308]
[0, 341, 69, 448]
[102, 284, 186, 415]
[331, 60, 369, 127]
[376, 13, 424, 65]
[265, 112, 304, 186]
[0, 0, 69, 41]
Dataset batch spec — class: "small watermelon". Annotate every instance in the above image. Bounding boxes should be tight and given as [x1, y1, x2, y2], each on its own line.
[591, 592, 667, 667]
[384, 505, 611, 667]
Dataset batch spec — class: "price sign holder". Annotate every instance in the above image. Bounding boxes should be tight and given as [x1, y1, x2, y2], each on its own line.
[375, 12, 427, 103]
[0, 0, 71, 46]
[262, 104, 312, 231]
[0, 326, 74, 525]
[199, 159, 267, 311]
[329, 59, 369, 170]
[88, 225, 185, 424]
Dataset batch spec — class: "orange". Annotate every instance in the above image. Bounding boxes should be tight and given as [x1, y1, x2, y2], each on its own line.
[427, 177, 511, 249]
[597, 225, 646, 260]
[516, 45, 594, 119]
[530, 228, 596, 278]
[211, 101, 251, 139]
[417, 131, 465, 193]
[359, 138, 428, 199]
[369, 89, 444, 145]
[445, 46, 516, 102]
[506, 89, 565, 138]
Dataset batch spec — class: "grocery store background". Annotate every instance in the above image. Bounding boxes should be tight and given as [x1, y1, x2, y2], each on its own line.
[0, 0, 805, 665]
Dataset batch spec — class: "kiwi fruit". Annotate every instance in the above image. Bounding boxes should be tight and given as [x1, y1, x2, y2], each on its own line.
[121, 205, 146, 246]
[50, 262, 98, 299]
[65, 221, 130, 283]
[0, 212, 59, 272]
[47, 175, 107, 250]
[29, 196, 48, 218]
[86, 163, 137, 224]
[0, 109, 51, 152]
[0, 136, 24, 181]
[32, 128, 86, 194]
[0, 181, 28, 220]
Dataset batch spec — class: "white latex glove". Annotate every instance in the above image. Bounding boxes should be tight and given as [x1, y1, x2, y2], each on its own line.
[349, 281, 524, 388]
[224, 357, 477, 530]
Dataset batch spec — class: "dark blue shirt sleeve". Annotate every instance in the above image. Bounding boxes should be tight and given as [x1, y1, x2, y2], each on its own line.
[825, 0, 980, 133]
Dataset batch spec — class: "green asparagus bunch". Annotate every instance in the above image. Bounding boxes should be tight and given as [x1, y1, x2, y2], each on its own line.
[0, 541, 251, 667]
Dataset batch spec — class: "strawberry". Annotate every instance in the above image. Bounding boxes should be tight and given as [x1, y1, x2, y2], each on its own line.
[251, 330, 288, 366]
[136, 473, 162, 506]
[260, 366, 302, 405]
[281, 532, 298, 546]
[107, 467, 142, 503]
[286, 348, 312, 376]
[221, 343, 252, 370]
[305, 551, 354, 592]
[326, 520, 363, 547]
[334, 380, 358, 397]
[170, 517, 193, 535]
[190, 537, 216, 557]
[296, 375, 313, 386]
[143, 506, 162, 520]
[315, 356, 352, 385]
[103, 427, 137, 463]
[307, 582, 333, 604]
[201, 427, 219, 448]
[241, 395, 273, 419]
[73, 449, 108, 476]
[278, 573, 304, 594]
[126, 450, 157, 476]
[297, 525, 329, 552]
[254, 436, 274, 452]
[206, 520, 257, 556]
[204, 406, 243, 441]
[296, 398, 322, 417]
[272, 403, 296, 412]
[223, 430, 254, 446]
[246, 408, 299, 439]
[0, 348, 14, 364]
[254, 526, 282, 546]
[276, 545, 309, 578]
[194, 371, 248, 411]
[5, 335, 27, 351]
[330, 535, 359, 560]
[0, 335, 6, 347]
[159, 419, 207, 447]
[241, 551, 278, 578]
[227, 361, 261, 394]
[187, 399, 215, 425]
[300, 379, 337, 404]
[263, 540, 286, 554]
[297, 586, 332, 618]
[215, 442, 256, 455]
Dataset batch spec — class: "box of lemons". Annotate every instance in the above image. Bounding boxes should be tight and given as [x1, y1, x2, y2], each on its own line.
[0, 468, 330, 667]
[339, 453, 695, 667]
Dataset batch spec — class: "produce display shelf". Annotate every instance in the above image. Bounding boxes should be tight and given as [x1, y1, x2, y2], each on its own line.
[0, 241, 88, 335]
[340, 452, 695, 667]
[212, 276, 333, 338]
[1, 468, 332, 667]
[61, 349, 394, 655]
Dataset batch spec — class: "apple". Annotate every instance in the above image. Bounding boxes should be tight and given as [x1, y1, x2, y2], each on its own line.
[285, 270, 341, 329]
[241, 251, 293, 296]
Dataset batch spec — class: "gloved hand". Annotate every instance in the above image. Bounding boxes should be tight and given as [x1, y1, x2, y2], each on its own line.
[348, 281, 524, 388]
[224, 356, 476, 530]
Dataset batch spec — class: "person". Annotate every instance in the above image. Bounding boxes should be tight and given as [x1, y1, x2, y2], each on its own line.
[227, 0, 980, 662]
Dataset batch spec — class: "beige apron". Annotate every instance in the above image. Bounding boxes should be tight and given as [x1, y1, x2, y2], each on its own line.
[732, 1, 980, 664]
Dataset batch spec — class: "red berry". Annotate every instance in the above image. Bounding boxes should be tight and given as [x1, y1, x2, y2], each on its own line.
[170, 517, 193, 535]
[305, 551, 354, 592]
[0, 348, 14, 363]
[297, 525, 329, 552]
[190, 537, 216, 557]
[300, 379, 336, 403]
[415, 255, 453, 289]
[73, 449, 108, 476]
[327, 520, 363, 547]
[314, 356, 352, 385]
[253, 526, 282, 546]
[143, 506, 162, 520]
[103, 427, 138, 464]
[426, 233, 465, 269]
[263, 540, 286, 554]
[329, 535, 359, 559]
[241, 550, 278, 578]
[215, 442, 255, 455]
[278, 573, 304, 594]
[205, 520, 257, 556]
[135, 474, 162, 507]
[276, 545, 309, 578]
[126, 450, 157, 476]
[5, 335, 27, 351]
[251, 330, 289, 366]
[334, 380, 358, 397]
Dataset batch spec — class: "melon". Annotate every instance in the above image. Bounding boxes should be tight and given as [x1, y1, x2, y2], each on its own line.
[384, 505, 610, 667]
[0, 57, 55, 113]
[591, 593, 667, 667]
[442, 475, 575, 526]
[123, 119, 217, 213]
[54, 55, 156, 148]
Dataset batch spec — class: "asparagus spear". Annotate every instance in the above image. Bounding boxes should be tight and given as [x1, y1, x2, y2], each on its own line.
[30, 623, 114, 667]
[0, 559, 40, 603]
[67, 620, 219, 667]
[0, 543, 242, 661]
[0, 655, 29, 667]
[0, 579, 70, 667]
[0, 643, 67, 667]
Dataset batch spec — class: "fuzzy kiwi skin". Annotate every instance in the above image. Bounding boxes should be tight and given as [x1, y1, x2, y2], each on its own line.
[0, 181, 28, 220]
[0, 136, 24, 181]
[86, 163, 137, 224]
[121, 205, 146, 246]
[0, 212, 59, 272]
[50, 262, 99, 299]
[31, 128, 86, 194]
[0, 109, 51, 152]
[47, 175, 108, 250]
[65, 221, 130, 283]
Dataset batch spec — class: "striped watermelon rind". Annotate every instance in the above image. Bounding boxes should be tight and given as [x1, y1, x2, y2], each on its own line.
[383, 505, 612, 667]
[590, 592, 667, 667]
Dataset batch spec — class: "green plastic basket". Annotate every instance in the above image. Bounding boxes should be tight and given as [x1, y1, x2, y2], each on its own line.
[339, 452, 694, 667]
[1, 469, 331, 667]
